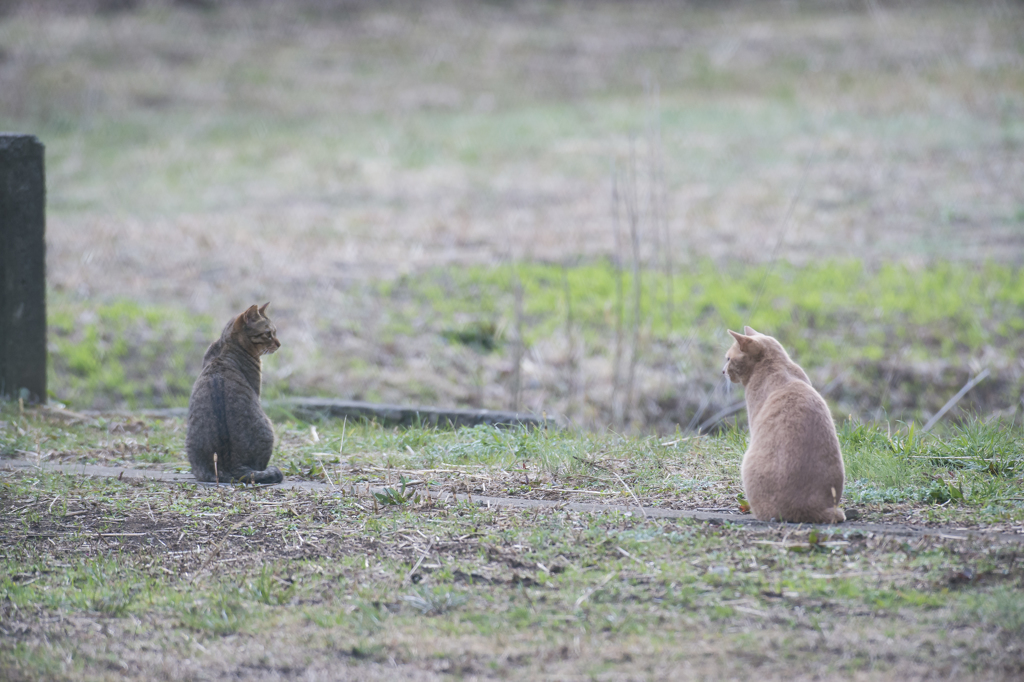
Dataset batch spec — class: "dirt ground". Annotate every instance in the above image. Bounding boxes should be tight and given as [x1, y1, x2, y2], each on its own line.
[2, 396, 1024, 680]
[3, 466, 1023, 681]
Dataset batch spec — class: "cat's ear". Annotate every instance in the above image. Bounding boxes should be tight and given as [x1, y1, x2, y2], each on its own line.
[744, 326, 760, 336]
[728, 329, 759, 354]
[242, 304, 260, 323]
[258, 302, 270, 317]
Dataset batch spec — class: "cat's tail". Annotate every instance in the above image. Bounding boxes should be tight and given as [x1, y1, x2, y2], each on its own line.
[227, 465, 284, 485]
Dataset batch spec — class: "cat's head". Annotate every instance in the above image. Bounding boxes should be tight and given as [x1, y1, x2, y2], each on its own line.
[722, 326, 785, 385]
[231, 302, 281, 357]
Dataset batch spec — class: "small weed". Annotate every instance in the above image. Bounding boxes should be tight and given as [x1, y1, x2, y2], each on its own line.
[373, 476, 421, 506]
[844, 481, 910, 505]
[246, 566, 294, 606]
[921, 477, 966, 504]
[349, 602, 388, 636]
[283, 451, 339, 481]
[179, 593, 248, 636]
[90, 586, 136, 616]
[885, 421, 919, 457]
[400, 586, 468, 616]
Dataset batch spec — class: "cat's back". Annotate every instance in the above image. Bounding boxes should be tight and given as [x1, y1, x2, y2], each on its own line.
[187, 357, 238, 450]
[188, 354, 262, 428]
[726, 328, 844, 523]
[744, 373, 844, 521]
[753, 377, 832, 436]
[751, 375, 837, 457]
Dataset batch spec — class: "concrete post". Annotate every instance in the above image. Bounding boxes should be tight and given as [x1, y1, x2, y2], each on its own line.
[0, 134, 46, 404]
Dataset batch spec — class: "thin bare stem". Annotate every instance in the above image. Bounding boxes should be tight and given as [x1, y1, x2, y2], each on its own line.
[510, 264, 524, 412]
[562, 263, 577, 421]
[574, 571, 617, 609]
[611, 469, 647, 519]
[624, 142, 643, 428]
[648, 81, 674, 335]
[404, 541, 434, 585]
[610, 166, 625, 427]
[644, 75, 661, 271]
[316, 456, 336, 489]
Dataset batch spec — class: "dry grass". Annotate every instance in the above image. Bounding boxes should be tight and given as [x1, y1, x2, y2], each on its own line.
[2, 0, 1024, 426]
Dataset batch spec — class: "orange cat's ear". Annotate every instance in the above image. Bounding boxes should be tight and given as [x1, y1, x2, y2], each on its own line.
[744, 326, 760, 336]
[258, 302, 270, 317]
[728, 329, 758, 353]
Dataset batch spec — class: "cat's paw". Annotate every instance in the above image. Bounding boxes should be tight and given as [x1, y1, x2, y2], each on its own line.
[236, 466, 284, 485]
[262, 466, 284, 484]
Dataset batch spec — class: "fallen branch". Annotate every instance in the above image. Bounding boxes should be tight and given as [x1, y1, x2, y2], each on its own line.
[697, 400, 746, 434]
[921, 369, 990, 433]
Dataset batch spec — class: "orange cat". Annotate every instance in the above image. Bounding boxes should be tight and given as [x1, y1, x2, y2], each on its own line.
[723, 327, 845, 523]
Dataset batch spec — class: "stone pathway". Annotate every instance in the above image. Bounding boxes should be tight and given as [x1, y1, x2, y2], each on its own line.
[2, 459, 1021, 544]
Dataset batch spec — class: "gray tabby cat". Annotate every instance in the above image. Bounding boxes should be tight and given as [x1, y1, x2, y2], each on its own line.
[186, 303, 284, 484]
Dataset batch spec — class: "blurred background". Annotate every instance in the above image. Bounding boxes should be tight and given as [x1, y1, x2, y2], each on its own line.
[1, 0, 1022, 431]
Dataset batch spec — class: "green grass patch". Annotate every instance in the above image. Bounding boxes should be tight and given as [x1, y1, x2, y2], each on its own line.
[47, 294, 215, 409]
[385, 259, 1024, 367]
[379, 258, 1024, 423]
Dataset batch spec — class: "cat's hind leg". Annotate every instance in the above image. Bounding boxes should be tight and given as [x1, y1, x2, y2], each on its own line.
[823, 507, 846, 524]
[186, 447, 219, 483]
[800, 506, 846, 524]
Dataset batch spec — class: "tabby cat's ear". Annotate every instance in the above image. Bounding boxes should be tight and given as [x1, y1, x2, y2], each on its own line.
[728, 329, 758, 353]
[242, 304, 260, 323]
[258, 302, 270, 317]
[744, 326, 760, 336]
